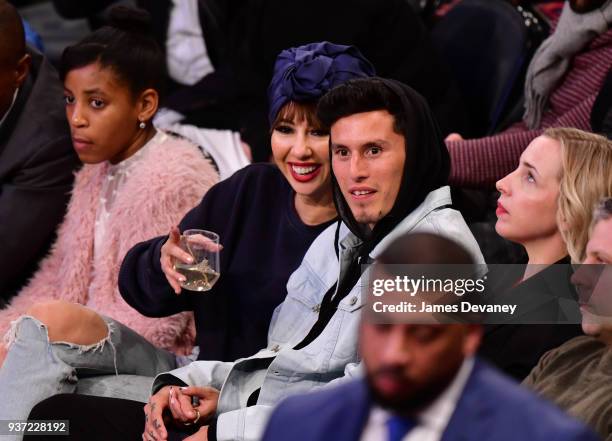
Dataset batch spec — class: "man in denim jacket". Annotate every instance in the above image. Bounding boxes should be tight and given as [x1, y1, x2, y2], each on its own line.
[135, 78, 481, 441]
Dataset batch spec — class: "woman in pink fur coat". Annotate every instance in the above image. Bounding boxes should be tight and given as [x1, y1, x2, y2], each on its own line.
[0, 7, 219, 420]
[0, 131, 216, 351]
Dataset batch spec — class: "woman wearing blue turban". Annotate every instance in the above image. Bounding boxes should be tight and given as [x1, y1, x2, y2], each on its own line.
[11, 42, 375, 435]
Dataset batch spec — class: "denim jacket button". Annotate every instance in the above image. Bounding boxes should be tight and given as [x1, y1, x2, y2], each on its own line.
[271, 344, 280, 352]
[312, 304, 321, 313]
[349, 296, 357, 306]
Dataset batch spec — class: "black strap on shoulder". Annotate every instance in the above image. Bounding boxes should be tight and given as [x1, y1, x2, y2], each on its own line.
[333, 220, 341, 258]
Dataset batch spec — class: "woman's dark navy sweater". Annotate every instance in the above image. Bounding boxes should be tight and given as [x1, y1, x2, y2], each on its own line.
[119, 164, 335, 362]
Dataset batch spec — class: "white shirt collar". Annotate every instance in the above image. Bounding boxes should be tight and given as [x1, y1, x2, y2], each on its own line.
[0, 88, 20, 129]
[416, 356, 474, 433]
[361, 357, 475, 441]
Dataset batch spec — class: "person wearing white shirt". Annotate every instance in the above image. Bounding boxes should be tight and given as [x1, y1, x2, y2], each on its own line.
[359, 358, 474, 441]
[159, 0, 251, 177]
[165, 0, 213, 86]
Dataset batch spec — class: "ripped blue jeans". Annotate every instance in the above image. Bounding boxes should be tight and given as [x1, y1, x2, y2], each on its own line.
[0, 315, 195, 433]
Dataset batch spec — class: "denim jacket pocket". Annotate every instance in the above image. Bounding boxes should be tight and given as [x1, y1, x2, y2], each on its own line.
[268, 263, 328, 345]
[337, 277, 367, 313]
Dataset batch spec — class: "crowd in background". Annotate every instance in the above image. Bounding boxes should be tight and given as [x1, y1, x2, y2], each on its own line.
[0, 0, 612, 440]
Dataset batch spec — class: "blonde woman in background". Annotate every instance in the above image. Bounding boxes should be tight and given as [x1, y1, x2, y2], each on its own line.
[482, 128, 612, 379]
[553, 128, 612, 263]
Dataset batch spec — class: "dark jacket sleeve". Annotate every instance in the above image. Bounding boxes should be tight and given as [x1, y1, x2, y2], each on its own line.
[0, 134, 78, 298]
[118, 193, 220, 317]
[118, 165, 257, 317]
[447, 126, 541, 188]
[118, 234, 183, 317]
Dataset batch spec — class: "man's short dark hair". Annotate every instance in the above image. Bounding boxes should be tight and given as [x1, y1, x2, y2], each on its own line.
[378, 232, 474, 266]
[317, 77, 407, 135]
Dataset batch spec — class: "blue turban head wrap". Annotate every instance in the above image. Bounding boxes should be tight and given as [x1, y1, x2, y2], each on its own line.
[267, 41, 376, 124]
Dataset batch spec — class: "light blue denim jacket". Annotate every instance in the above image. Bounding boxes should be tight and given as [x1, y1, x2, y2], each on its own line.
[152, 186, 485, 441]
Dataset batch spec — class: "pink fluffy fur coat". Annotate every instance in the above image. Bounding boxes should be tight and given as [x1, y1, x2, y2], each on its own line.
[0, 132, 218, 352]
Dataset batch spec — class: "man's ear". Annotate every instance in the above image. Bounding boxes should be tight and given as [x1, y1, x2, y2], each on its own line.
[15, 53, 31, 88]
[136, 88, 159, 124]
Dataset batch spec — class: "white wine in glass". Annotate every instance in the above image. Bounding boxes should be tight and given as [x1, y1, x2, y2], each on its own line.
[175, 258, 220, 291]
[174, 229, 220, 292]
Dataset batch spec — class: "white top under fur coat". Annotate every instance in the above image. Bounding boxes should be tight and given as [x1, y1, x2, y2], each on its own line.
[0, 130, 219, 353]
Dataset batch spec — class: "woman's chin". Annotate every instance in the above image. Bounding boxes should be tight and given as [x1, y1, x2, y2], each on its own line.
[494, 221, 510, 240]
[581, 321, 602, 337]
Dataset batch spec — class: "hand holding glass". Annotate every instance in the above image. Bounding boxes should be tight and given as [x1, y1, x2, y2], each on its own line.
[173, 229, 220, 292]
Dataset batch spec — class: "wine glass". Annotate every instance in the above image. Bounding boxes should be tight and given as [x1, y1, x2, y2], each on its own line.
[174, 229, 220, 292]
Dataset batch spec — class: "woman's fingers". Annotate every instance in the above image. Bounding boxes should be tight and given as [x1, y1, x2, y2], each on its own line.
[164, 239, 194, 265]
[178, 387, 220, 420]
[165, 274, 182, 295]
[169, 387, 197, 423]
[445, 132, 464, 142]
[167, 386, 184, 421]
[180, 386, 220, 400]
[185, 234, 223, 253]
[161, 227, 194, 294]
[161, 255, 185, 295]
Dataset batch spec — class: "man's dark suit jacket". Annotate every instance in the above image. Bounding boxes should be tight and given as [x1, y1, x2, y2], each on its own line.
[0, 49, 80, 302]
[261, 359, 599, 441]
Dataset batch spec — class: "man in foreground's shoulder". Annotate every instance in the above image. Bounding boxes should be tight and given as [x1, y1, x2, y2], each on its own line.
[263, 359, 597, 441]
[262, 233, 598, 441]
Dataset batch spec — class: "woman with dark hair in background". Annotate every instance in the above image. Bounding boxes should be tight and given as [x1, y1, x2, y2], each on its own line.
[0, 5, 219, 425]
